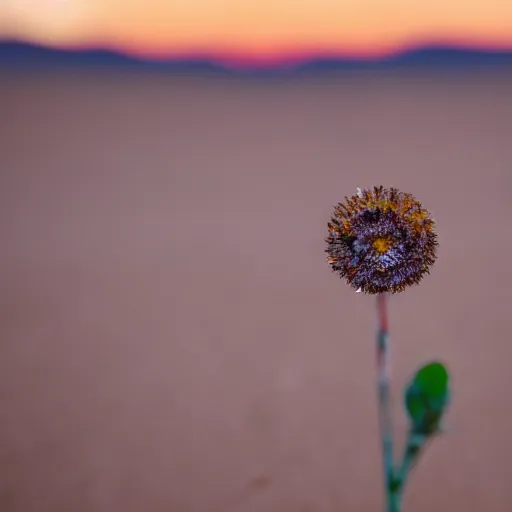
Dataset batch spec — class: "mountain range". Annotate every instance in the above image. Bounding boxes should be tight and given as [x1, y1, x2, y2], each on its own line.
[1, 40, 512, 74]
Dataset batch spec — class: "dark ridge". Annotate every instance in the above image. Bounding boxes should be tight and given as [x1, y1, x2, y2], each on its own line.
[0, 40, 229, 75]
[293, 46, 512, 73]
[1, 40, 512, 74]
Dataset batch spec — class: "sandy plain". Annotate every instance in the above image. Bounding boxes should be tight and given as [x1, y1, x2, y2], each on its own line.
[1, 68, 512, 511]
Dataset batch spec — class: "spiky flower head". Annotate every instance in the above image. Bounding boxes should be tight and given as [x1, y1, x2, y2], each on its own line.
[325, 186, 438, 294]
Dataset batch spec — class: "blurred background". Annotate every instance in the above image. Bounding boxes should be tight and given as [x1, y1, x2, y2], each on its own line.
[1, 2, 512, 511]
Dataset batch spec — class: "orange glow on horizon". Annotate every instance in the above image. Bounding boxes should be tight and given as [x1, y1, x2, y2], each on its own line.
[1, 0, 512, 64]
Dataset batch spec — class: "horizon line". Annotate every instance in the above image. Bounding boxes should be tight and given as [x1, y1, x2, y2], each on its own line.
[3, 36, 512, 69]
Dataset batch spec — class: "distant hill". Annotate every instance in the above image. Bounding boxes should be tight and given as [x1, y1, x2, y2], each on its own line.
[1, 40, 512, 74]
[295, 46, 512, 73]
[0, 41, 229, 74]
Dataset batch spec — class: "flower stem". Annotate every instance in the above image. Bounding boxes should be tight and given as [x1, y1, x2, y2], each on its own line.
[394, 432, 429, 502]
[376, 293, 400, 512]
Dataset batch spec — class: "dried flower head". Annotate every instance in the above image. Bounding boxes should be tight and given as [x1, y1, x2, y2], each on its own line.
[325, 186, 438, 294]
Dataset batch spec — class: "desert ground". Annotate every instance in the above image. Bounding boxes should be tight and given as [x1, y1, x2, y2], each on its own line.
[1, 68, 512, 511]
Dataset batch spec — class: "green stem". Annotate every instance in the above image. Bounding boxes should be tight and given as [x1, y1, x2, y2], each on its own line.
[387, 490, 401, 512]
[376, 294, 400, 512]
[394, 432, 429, 502]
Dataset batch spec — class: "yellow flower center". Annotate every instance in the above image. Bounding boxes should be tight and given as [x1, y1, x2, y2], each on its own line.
[372, 237, 391, 254]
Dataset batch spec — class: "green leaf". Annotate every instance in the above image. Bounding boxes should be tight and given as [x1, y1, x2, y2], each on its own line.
[404, 361, 450, 436]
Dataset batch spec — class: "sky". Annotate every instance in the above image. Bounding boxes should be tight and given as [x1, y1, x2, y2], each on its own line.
[1, 0, 512, 63]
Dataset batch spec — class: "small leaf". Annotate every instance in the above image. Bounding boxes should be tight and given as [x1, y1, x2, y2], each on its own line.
[404, 361, 450, 436]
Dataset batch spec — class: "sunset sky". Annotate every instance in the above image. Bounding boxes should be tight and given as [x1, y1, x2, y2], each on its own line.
[1, 0, 512, 63]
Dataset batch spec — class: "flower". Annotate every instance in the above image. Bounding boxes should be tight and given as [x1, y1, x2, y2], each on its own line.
[325, 186, 438, 294]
